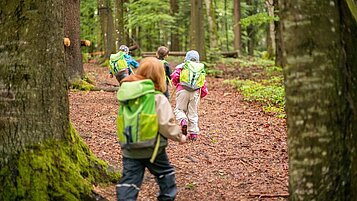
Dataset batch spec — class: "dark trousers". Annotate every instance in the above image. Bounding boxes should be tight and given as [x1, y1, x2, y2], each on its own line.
[116, 151, 177, 201]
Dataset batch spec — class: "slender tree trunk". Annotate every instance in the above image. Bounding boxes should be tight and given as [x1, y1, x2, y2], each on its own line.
[281, 0, 357, 200]
[190, 0, 206, 60]
[274, 0, 283, 66]
[64, 0, 84, 81]
[204, 0, 218, 51]
[114, 0, 125, 50]
[170, 0, 180, 51]
[265, 0, 275, 58]
[0, 1, 118, 200]
[123, 0, 130, 46]
[233, 0, 242, 56]
[224, 0, 229, 51]
[246, 0, 255, 56]
[98, 0, 114, 58]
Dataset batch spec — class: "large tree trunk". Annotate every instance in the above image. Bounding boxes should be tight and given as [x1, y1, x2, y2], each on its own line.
[190, 0, 206, 60]
[281, 0, 357, 200]
[170, 0, 180, 51]
[98, 0, 115, 59]
[64, 0, 84, 82]
[233, 0, 242, 56]
[0, 1, 119, 200]
[204, 0, 218, 51]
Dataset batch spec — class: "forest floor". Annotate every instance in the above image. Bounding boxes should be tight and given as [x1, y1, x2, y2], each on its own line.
[69, 59, 288, 201]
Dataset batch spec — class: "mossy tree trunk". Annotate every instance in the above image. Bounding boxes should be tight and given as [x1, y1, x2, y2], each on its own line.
[281, 0, 357, 200]
[114, 0, 125, 50]
[0, 1, 119, 200]
[64, 0, 84, 82]
[204, 0, 218, 51]
[190, 0, 206, 60]
[274, 0, 284, 67]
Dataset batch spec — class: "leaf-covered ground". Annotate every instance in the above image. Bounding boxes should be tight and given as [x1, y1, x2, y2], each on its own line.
[69, 61, 288, 201]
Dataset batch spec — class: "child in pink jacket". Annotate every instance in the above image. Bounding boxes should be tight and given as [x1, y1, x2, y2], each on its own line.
[171, 50, 208, 140]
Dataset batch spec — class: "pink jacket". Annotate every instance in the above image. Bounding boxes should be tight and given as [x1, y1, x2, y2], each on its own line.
[170, 63, 208, 98]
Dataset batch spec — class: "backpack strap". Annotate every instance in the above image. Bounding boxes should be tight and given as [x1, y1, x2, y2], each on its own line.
[150, 134, 161, 163]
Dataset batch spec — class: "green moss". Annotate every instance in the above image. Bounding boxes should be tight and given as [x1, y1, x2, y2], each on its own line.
[0, 122, 120, 201]
[70, 78, 95, 91]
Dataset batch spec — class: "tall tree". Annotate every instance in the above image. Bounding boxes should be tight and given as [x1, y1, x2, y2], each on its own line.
[98, 0, 115, 58]
[114, 0, 125, 50]
[170, 0, 180, 51]
[204, 0, 218, 51]
[233, 0, 242, 55]
[274, 0, 283, 66]
[0, 1, 118, 200]
[190, 0, 206, 60]
[64, 0, 84, 81]
[281, 0, 357, 200]
[265, 0, 275, 58]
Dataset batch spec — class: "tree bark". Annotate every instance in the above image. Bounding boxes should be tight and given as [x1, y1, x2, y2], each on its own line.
[98, 0, 115, 59]
[0, 1, 119, 199]
[190, 0, 206, 60]
[281, 0, 357, 200]
[204, 0, 218, 51]
[265, 0, 275, 58]
[64, 0, 84, 82]
[274, 0, 283, 66]
[233, 0, 242, 55]
[170, 0, 180, 51]
[114, 0, 125, 50]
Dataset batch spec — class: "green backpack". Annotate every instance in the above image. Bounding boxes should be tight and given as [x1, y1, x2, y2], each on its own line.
[109, 51, 128, 74]
[179, 61, 205, 91]
[116, 79, 160, 162]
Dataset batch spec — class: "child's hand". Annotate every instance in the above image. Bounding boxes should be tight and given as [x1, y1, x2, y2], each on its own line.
[179, 134, 187, 144]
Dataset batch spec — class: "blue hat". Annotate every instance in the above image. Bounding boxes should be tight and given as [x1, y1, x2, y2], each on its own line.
[119, 45, 129, 52]
[185, 50, 200, 62]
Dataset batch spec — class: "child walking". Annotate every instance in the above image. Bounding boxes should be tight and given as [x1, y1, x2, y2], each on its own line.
[109, 45, 139, 83]
[171, 50, 208, 140]
[156, 46, 172, 99]
[116, 57, 187, 201]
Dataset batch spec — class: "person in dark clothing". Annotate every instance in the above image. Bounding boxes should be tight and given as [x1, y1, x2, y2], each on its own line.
[156, 46, 172, 99]
[116, 57, 187, 201]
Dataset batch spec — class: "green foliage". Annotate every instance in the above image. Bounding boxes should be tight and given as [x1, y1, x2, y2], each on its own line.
[80, 0, 99, 49]
[0, 123, 120, 201]
[71, 78, 95, 91]
[225, 79, 285, 117]
[240, 12, 279, 28]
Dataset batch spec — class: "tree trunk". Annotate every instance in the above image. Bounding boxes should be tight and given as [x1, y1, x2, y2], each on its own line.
[204, 0, 218, 51]
[98, 0, 115, 59]
[265, 0, 275, 58]
[190, 0, 206, 60]
[170, 0, 180, 51]
[233, 0, 242, 55]
[64, 0, 84, 82]
[114, 0, 125, 50]
[281, 0, 357, 200]
[0, 1, 119, 200]
[246, 0, 255, 56]
[274, 0, 283, 66]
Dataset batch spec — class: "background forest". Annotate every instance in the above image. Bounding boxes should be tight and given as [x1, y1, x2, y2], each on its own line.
[1, 0, 357, 200]
[80, 0, 277, 61]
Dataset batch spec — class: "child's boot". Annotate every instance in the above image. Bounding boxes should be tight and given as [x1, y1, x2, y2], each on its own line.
[180, 119, 187, 136]
[188, 133, 198, 141]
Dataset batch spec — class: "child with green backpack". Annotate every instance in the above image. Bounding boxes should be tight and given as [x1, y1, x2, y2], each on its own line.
[109, 45, 139, 83]
[171, 50, 208, 140]
[116, 57, 187, 201]
[156, 46, 172, 99]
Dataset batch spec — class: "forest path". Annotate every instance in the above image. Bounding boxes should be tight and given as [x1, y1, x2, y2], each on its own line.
[69, 62, 288, 201]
